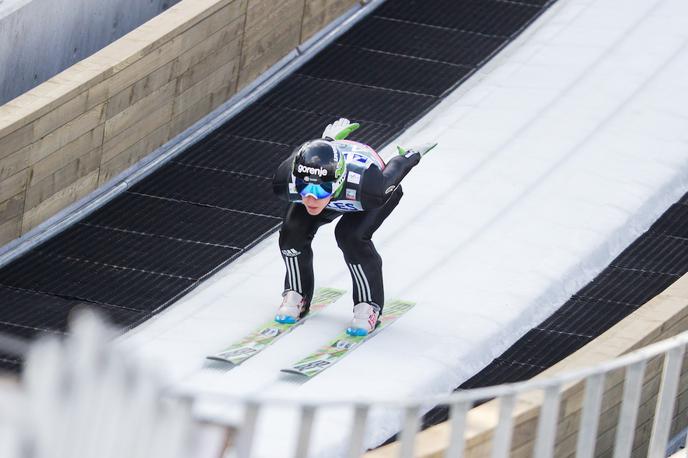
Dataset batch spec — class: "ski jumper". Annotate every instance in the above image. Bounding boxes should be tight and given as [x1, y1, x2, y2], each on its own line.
[273, 140, 420, 312]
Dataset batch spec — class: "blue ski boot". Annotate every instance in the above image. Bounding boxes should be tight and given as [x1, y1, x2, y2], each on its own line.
[346, 302, 381, 336]
[275, 290, 308, 324]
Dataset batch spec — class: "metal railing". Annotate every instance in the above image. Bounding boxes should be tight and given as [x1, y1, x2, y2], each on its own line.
[187, 331, 687, 457]
[1, 312, 686, 458]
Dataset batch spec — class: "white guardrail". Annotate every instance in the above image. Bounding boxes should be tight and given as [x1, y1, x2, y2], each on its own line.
[1, 311, 686, 458]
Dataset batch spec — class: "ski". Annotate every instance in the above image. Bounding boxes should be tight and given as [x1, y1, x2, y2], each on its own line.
[206, 287, 346, 365]
[281, 299, 415, 378]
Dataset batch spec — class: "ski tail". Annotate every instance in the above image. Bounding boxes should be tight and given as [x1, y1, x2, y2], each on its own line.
[207, 287, 346, 366]
[281, 299, 415, 378]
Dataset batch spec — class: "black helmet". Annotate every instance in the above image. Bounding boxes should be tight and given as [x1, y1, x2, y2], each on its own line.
[292, 140, 346, 198]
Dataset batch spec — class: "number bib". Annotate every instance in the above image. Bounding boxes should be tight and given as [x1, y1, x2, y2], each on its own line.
[326, 200, 363, 212]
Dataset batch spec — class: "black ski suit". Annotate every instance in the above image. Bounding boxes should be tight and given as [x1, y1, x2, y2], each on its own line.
[272, 140, 420, 312]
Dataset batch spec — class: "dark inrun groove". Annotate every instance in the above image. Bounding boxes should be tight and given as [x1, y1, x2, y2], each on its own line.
[261, 75, 437, 126]
[297, 45, 472, 96]
[35, 224, 240, 279]
[374, 0, 542, 37]
[337, 16, 506, 67]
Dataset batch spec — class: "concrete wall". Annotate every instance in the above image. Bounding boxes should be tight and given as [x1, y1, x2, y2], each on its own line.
[237, 0, 357, 89]
[0, 0, 182, 106]
[0, 0, 359, 247]
[367, 274, 688, 458]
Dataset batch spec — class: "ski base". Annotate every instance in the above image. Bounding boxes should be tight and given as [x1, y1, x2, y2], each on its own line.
[281, 299, 415, 378]
[206, 287, 345, 366]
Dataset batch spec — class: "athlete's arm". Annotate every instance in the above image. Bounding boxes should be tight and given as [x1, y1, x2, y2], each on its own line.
[359, 154, 420, 209]
[358, 143, 437, 208]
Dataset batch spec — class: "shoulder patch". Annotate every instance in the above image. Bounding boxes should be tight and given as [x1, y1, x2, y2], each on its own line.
[352, 153, 369, 164]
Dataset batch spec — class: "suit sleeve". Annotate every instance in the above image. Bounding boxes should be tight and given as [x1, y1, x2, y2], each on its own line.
[272, 155, 295, 201]
[359, 154, 420, 209]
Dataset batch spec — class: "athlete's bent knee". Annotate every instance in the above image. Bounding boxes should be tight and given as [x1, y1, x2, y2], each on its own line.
[279, 221, 309, 250]
[335, 224, 365, 252]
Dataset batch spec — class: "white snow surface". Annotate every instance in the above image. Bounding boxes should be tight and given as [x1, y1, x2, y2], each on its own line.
[122, 0, 688, 455]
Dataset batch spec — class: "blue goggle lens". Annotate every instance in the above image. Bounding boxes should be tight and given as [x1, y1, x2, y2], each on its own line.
[295, 179, 334, 199]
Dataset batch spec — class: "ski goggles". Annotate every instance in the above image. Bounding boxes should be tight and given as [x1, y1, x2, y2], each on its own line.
[295, 178, 335, 199]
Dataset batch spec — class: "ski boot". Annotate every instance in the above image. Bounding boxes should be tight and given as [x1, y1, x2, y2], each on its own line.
[275, 290, 309, 324]
[346, 302, 381, 336]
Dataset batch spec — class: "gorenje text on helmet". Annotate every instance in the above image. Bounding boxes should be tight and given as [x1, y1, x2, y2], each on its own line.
[297, 164, 328, 177]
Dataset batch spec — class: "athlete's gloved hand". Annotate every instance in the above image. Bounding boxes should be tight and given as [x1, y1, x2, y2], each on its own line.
[322, 118, 360, 141]
[396, 142, 438, 159]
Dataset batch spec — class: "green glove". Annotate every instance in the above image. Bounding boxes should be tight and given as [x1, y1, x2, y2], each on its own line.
[397, 142, 438, 158]
[322, 118, 360, 140]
